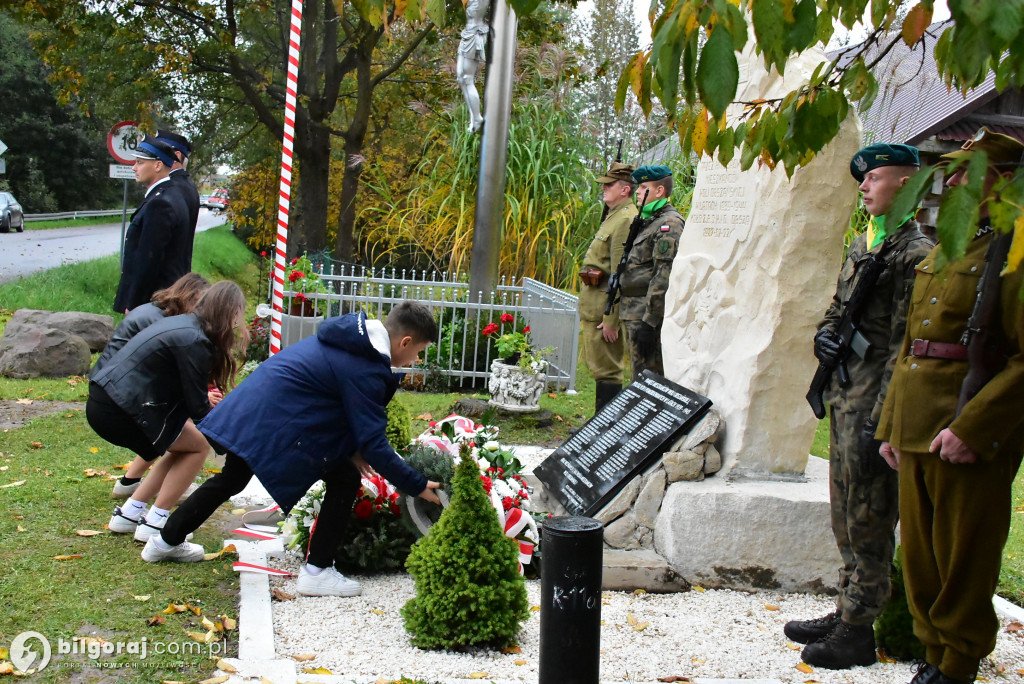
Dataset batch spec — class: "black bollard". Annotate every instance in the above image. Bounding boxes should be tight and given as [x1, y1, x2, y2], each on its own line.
[539, 516, 604, 684]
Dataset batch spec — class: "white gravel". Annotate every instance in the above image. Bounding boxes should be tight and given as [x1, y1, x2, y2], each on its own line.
[270, 553, 1024, 683]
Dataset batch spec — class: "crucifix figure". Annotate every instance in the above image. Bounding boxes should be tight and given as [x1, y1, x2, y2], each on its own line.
[457, 0, 490, 134]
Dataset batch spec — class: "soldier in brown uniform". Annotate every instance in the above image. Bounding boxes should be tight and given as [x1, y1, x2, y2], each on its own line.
[785, 144, 933, 668]
[618, 165, 685, 379]
[878, 128, 1024, 684]
[579, 162, 638, 412]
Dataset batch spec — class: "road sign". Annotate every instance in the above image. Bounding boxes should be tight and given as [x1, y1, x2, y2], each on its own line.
[0, 139, 7, 156]
[107, 121, 140, 165]
[109, 164, 135, 180]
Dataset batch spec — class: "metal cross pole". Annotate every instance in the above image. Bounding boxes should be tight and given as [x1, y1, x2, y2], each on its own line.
[467, 0, 518, 302]
[269, 0, 305, 355]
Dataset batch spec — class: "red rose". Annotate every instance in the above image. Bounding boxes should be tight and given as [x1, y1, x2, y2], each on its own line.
[295, 292, 307, 302]
[391, 502, 401, 516]
[519, 489, 529, 499]
[288, 270, 304, 282]
[500, 313, 514, 323]
[354, 499, 373, 518]
[291, 257, 298, 265]
[523, 326, 530, 333]
[481, 323, 499, 336]
[260, 251, 267, 257]
[480, 475, 492, 494]
[502, 496, 515, 511]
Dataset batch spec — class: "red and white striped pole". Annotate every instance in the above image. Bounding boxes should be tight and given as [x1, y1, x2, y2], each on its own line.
[269, 0, 305, 356]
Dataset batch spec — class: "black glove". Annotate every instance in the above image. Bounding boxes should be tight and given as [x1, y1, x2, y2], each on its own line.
[858, 419, 886, 475]
[813, 329, 842, 365]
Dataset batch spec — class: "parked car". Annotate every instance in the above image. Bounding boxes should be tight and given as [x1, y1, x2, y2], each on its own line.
[0, 192, 24, 233]
[207, 188, 230, 212]
[199, 194, 213, 208]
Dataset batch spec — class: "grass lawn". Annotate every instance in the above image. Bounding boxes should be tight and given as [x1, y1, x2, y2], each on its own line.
[24, 216, 127, 231]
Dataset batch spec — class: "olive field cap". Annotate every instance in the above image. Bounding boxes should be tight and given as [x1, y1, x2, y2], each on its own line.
[630, 165, 672, 183]
[596, 161, 636, 183]
[132, 135, 177, 168]
[156, 129, 192, 157]
[941, 126, 1024, 167]
[849, 143, 920, 182]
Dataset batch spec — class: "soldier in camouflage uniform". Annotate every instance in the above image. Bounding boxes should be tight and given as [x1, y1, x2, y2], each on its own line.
[785, 143, 934, 669]
[579, 162, 638, 412]
[618, 165, 685, 380]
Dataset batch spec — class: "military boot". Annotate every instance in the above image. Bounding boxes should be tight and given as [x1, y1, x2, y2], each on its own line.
[783, 609, 841, 644]
[910, 662, 938, 684]
[800, 620, 876, 669]
[594, 382, 621, 413]
[930, 670, 974, 684]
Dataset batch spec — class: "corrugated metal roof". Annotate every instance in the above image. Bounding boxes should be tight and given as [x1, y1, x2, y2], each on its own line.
[933, 120, 1024, 143]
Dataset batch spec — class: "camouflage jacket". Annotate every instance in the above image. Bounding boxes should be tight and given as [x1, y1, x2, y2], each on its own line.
[618, 203, 685, 327]
[579, 201, 637, 325]
[820, 220, 933, 418]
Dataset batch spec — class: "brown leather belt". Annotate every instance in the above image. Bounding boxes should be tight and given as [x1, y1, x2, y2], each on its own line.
[910, 338, 968, 360]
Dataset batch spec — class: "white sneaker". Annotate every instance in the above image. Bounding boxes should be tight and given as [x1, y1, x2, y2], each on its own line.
[108, 506, 142, 534]
[111, 480, 141, 499]
[134, 515, 193, 543]
[141, 536, 205, 563]
[296, 566, 362, 597]
[176, 482, 199, 505]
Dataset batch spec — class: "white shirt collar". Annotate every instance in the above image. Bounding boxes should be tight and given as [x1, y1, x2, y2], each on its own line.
[145, 176, 172, 197]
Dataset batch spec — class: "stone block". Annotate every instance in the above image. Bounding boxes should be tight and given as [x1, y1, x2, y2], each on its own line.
[593, 476, 641, 525]
[634, 468, 666, 528]
[604, 511, 638, 549]
[663, 450, 705, 482]
[677, 411, 721, 451]
[8, 309, 113, 352]
[704, 444, 723, 475]
[655, 456, 841, 593]
[0, 323, 91, 378]
[602, 548, 690, 593]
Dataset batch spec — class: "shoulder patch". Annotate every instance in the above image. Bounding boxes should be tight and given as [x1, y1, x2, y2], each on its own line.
[657, 238, 674, 254]
[660, 225, 670, 231]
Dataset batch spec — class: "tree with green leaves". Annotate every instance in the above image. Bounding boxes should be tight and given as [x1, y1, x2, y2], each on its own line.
[618, 0, 1024, 271]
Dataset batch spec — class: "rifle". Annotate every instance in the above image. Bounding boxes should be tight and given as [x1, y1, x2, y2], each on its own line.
[605, 188, 650, 316]
[600, 139, 625, 223]
[956, 229, 1013, 414]
[806, 238, 896, 419]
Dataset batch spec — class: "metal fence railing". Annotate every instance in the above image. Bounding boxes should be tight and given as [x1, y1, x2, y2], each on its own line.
[277, 266, 580, 391]
[25, 209, 133, 222]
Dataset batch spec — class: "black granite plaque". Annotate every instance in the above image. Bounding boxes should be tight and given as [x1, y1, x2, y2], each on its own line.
[533, 370, 712, 517]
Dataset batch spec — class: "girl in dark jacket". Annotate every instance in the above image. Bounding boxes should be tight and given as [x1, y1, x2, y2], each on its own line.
[87, 280, 247, 542]
[91, 272, 214, 500]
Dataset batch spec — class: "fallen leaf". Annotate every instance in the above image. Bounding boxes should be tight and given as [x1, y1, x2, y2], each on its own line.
[202, 616, 220, 632]
[764, 604, 780, 611]
[291, 654, 316, 662]
[76, 529, 103, 537]
[17, 525, 26, 532]
[133, 595, 151, 601]
[260, 678, 273, 684]
[1006, 621, 1023, 632]
[370, 609, 383, 615]
[113, 463, 129, 470]
[89, 447, 99, 453]
[302, 667, 333, 674]
[414, 413, 432, 420]
[796, 662, 814, 673]
[693, 585, 705, 592]
[230, 508, 246, 515]
[185, 629, 215, 644]
[633, 588, 647, 595]
[468, 673, 489, 679]
[691, 657, 705, 664]
[53, 554, 83, 560]
[529, 605, 540, 611]
[501, 645, 522, 654]
[877, 649, 896, 664]
[634, 621, 649, 631]
[163, 603, 187, 614]
[215, 659, 238, 673]
[0, 466, 6, 471]
[186, 603, 202, 616]
[221, 616, 236, 631]
[271, 588, 296, 601]
[514, 659, 528, 666]
[657, 677, 693, 683]
[786, 642, 802, 650]
[0, 663, 14, 675]
[29, 442, 43, 449]
[1, 480, 26, 488]
[147, 615, 165, 627]
[547, 392, 557, 399]
[204, 468, 221, 474]
[995, 662, 1008, 674]
[626, 613, 638, 626]
[198, 677, 229, 684]
[0, 647, 7, 659]
[203, 544, 237, 561]
[83, 469, 107, 477]
[15, 399, 33, 405]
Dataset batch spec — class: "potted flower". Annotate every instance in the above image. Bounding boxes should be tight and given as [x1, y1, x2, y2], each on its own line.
[483, 313, 551, 412]
[284, 253, 331, 317]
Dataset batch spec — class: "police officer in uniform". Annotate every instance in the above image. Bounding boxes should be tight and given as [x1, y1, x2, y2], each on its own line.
[157, 129, 200, 264]
[618, 165, 684, 379]
[785, 143, 933, 668]
[579, 162, 637, 412]
[878, 128, 1024, 684]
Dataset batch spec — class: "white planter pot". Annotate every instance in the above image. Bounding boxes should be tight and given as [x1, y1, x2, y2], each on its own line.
[488, 359, 546, 413]
[280, 313, 323, 349]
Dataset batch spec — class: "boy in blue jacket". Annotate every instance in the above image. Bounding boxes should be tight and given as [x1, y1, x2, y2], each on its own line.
[141, 301, 442, 597]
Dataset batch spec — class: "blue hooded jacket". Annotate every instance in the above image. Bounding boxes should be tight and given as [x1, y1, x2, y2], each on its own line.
[197, 312, 427, 513]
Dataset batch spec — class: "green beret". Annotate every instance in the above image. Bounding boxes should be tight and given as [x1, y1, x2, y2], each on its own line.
[941, 126, 1024, 167]
[631, 165, 672, 184]
[850, 143, 919, 182]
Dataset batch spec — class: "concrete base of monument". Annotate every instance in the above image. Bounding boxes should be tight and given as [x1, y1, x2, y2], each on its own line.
[655, 456, 841, 594]
[602, 548, 690, 592]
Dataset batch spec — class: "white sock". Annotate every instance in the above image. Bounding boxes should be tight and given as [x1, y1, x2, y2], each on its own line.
[124, 499, 147, 518]
[305, 564, 325, 576]
[145, 506, 170, 525]
[152, 535, 173, 550]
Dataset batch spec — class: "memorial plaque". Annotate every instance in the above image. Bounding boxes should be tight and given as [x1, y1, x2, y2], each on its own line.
[534, 370, 712, 517]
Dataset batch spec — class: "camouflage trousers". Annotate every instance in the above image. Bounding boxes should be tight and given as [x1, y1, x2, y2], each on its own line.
[623, 321, 663, 381]
[829, 407, 899, 625]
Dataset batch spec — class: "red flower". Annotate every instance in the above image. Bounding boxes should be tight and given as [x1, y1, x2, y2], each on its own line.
[288, 270, 304, 282]
[500, 313, 514, 324]
[354, 500, 373, 518]
[523, 326, 530, 333]
[391, 502, 402, 516]
[480, 475, 492, 494]
[294, 292, 307, 302]
[429, 421, 437, 427]
[519, 489, 529, 499]
[481, 322, 500, 336]
[502, 496, 515, 511]
[291, 257, 298, 265]
[260, 251, 267, 257]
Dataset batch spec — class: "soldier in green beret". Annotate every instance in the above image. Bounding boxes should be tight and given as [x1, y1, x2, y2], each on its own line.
[786, 142, 933, 668]
[579, 162, 638, 412]
[618, 164, 685, 379]
[878, 128, 1024, 684]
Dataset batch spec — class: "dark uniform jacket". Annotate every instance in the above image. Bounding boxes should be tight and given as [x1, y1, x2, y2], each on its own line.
[169, 168, 200, 266]
[90, 313, 213, 454]
[819, 220, 933, 419]
[579, 201, 636, 326]
[113, 180, 192, 313]
[878, 229, 1024, 461]
[618, 202, 685, 327]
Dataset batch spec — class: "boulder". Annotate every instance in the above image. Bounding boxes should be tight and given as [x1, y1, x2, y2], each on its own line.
[663, 450, 705, 482]
[604, 512, 639, 549]
[634, 468, 666, 528]
[594, 477, 642, 525]
[8, 309, 113, 352]
[0, 323, 91, 378]
[704, 444, 723, 475]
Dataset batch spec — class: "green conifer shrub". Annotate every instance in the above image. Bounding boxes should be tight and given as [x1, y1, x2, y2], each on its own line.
[387, 398, 413, 450]
[401, 445, 529, 649]
[875, 546, 925, 660]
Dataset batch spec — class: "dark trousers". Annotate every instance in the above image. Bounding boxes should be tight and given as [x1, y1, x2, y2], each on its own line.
[161, 452, 362, 569]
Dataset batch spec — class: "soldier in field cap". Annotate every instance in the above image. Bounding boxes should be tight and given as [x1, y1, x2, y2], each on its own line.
[878, 127, 1024, 684]
[579, 161, 638, 413]
[157, 129, 200, 264]
[617, 164, 684, 379]
[785, 141, 933, 669]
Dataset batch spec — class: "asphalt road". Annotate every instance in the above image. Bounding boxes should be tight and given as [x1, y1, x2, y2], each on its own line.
[0, 209, 227, 285]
